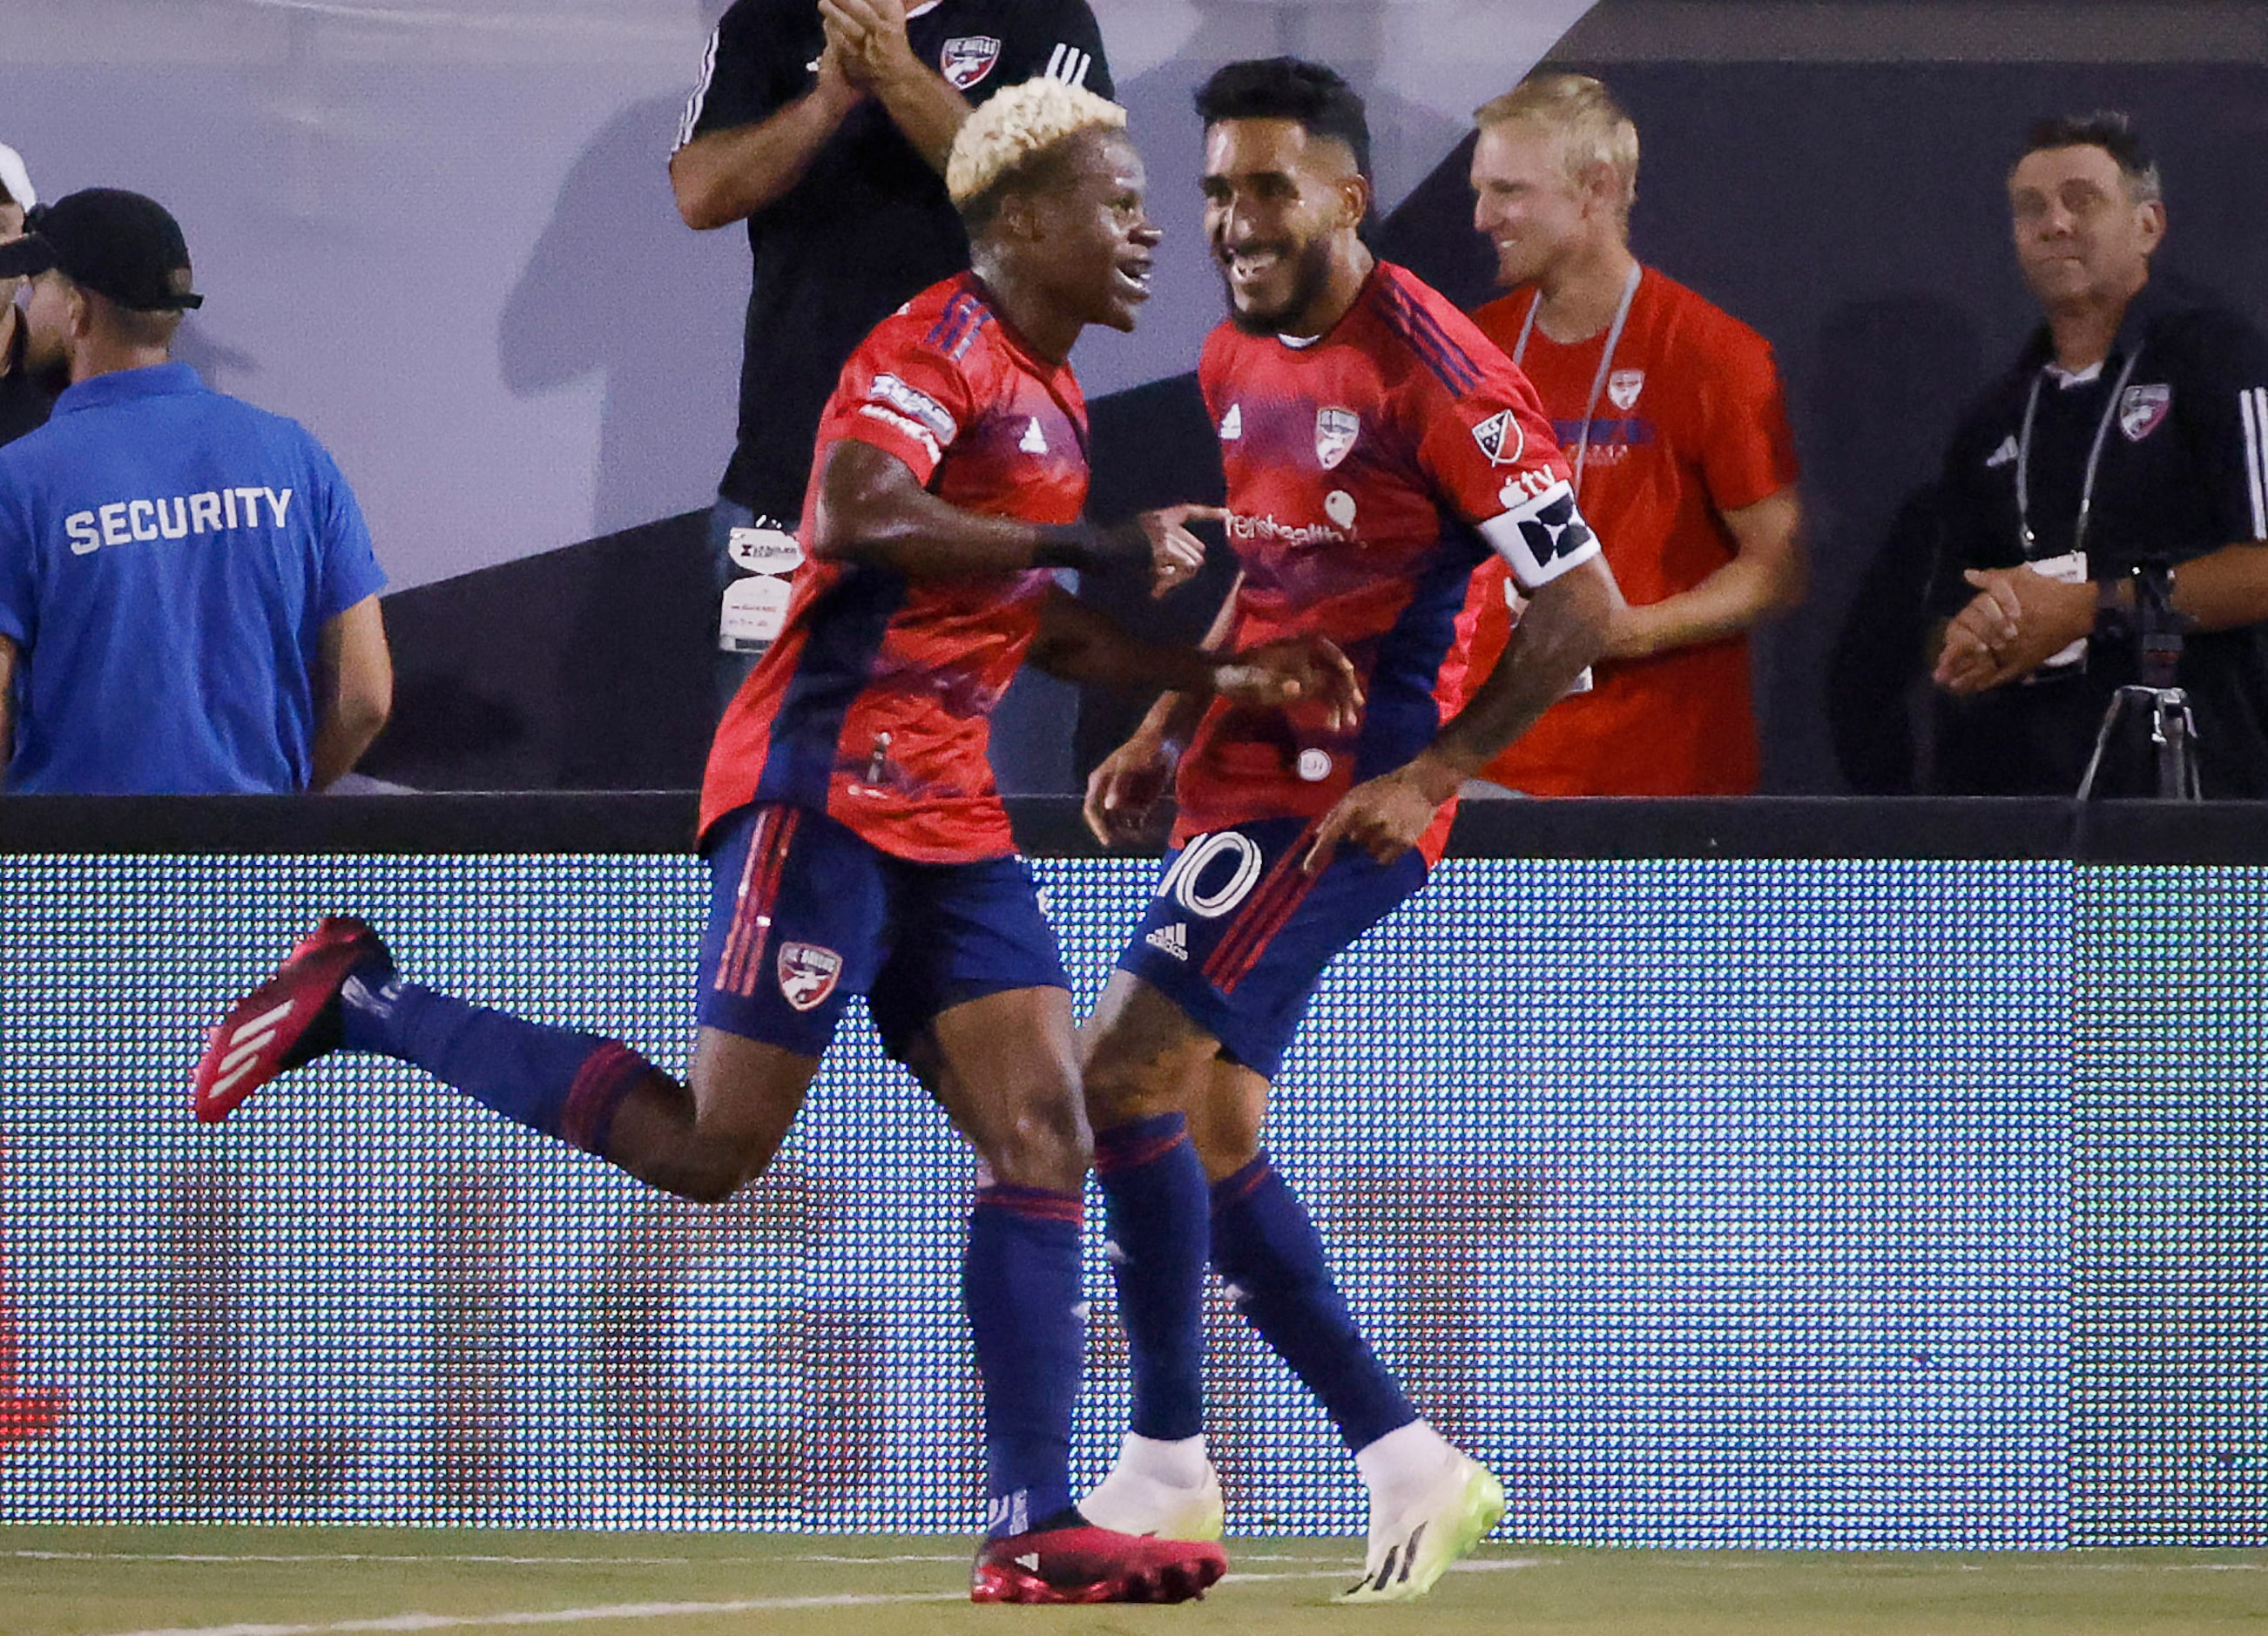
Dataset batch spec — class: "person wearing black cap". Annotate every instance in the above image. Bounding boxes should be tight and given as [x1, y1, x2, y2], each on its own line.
[0, 140, 64, 446]
[1927, 114, 2268, 794]
[0, 188, 394, 794]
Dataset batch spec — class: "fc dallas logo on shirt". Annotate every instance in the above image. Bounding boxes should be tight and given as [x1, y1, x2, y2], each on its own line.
[940, 36, 1002, 89]
[1314, 407, 1360, 470]
[2118, 383, 2171, 442]
[777, 942, 844, 1011]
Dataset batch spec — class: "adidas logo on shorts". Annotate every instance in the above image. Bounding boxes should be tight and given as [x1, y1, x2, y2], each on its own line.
[1145, 923, 1190, 961]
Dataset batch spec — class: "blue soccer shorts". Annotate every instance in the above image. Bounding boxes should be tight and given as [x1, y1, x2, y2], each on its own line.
[1113, 816, 1428, 1082]
[697, 801, 1070, 1061]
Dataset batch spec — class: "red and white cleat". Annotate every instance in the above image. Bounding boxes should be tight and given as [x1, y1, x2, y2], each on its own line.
[192, 916, 390, 1122]
[970, 1524, 1227, 1605]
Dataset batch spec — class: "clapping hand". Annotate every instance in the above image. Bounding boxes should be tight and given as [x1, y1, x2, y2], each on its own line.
[819, 0, 920, 91]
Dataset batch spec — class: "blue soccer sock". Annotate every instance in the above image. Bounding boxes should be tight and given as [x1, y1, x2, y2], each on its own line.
[964, 1182, 1083, 1538]
[1093, 1112, 1210, 1443]
[339, 963, 650, 1155]
[1211, 1153, 1416, 1453]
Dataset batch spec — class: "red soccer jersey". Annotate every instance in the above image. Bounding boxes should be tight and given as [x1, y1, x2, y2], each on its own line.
[1460, 267, 1800, 794]
[699, 274, 1088, 862]
[1176, 261, 1599, 866]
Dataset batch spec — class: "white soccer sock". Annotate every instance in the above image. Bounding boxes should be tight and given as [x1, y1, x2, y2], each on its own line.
[1353, 1419, 1457, 1497]
[1116, 1430, 1211, 1490]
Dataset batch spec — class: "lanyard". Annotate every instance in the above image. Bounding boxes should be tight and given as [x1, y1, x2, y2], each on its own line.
[1511, 260, 1642, 498]
[2015, 344, 2143, 560]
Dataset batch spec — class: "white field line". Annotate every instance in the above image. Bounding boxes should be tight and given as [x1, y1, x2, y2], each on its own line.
[83, 1559, 1547, 1636]
[89, 1594, 967, 1636]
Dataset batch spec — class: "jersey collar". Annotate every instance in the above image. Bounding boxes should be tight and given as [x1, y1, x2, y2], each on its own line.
[51, 359, 205, 419]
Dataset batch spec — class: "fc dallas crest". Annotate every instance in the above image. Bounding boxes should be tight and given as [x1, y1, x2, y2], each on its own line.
[1314, 407, 1360, 470]
[940, 36, 1002, 90]
[777, 942, 844, 1011]
[2118, 382, 2171, 442]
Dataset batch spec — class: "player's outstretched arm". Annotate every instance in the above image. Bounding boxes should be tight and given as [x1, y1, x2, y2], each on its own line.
[1034, 588, 1362, 847]
[1030, 586, 1356, 706]
[1305, 555, 1621, 870]
[815, 440, 1205, 587]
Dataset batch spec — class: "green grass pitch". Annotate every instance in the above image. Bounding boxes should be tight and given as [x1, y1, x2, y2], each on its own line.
[7, 1530, 2264, 1636]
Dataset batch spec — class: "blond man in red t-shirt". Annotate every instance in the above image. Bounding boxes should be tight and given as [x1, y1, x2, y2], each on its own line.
[1459, 72, 1806, 794]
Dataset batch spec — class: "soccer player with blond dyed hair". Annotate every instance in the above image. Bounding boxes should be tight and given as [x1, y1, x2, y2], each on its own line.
[946, 74, 1123, 202]
[196, 78, 1350, 1605]
[1463, 71, 1806, 797]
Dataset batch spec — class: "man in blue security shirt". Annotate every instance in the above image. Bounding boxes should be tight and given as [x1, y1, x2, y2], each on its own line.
[0, 188, 392, 794]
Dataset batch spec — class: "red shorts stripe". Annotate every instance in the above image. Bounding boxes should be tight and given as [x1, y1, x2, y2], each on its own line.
[1198, 860, 1299, 991]
[1198, 836, 1306, 976]
[724, 808, 774, 996]
[736, 806, 801, 996]
[719, 805, 800, 998]
[713, 808, 772, 996]
[1207, 871, 1319, 994]
[1201, 833, 1321, 995]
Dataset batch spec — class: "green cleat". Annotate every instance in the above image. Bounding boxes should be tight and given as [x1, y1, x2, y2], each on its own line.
[1337, 1450, 1506, 1605]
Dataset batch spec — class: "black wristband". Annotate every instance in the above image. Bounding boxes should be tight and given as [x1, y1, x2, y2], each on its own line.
[2092, 574, 2133, 646]
[1033, 519, 1149, 573]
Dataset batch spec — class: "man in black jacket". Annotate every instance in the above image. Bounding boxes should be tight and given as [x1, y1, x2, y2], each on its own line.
[1928, 113, 2268, 795]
